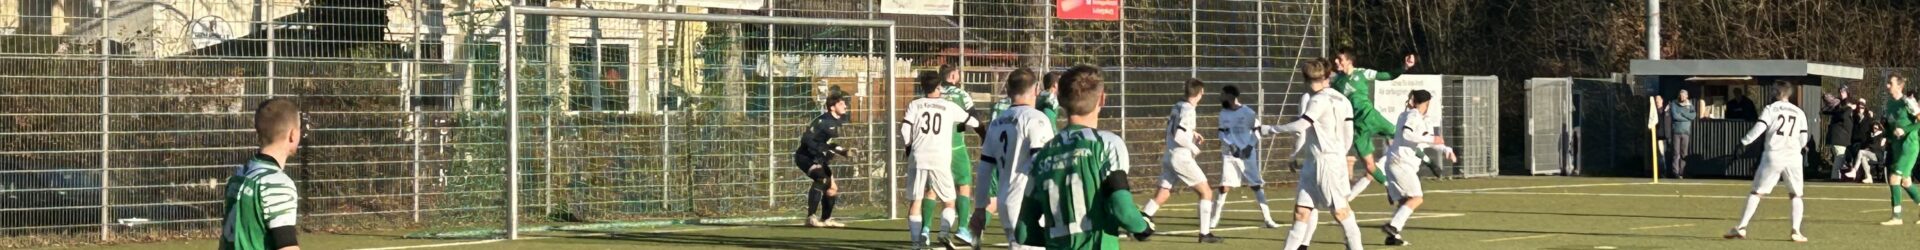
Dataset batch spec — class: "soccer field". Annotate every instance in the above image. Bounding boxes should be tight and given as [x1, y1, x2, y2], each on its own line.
[62, 177, 1920, 250]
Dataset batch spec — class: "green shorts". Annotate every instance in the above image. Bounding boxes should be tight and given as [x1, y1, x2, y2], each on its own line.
[1896, 144, 1917, 177]
[1351, 103, 1395, 156]
[951, 147, 974, 186]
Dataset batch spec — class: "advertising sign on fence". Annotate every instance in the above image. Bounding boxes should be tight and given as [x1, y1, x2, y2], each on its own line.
[882, 0, 957, 15]
[672, 0, 766, 10]
[1058, 0, 1122, 21]
[1375, 74, 1446, 128]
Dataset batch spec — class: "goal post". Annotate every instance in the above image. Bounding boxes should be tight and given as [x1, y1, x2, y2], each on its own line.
[500, 5, 900, 240]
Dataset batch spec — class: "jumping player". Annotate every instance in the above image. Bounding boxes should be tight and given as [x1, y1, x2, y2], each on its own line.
[1016, 64, 1156, 249]
[1378, 90, 1458, 246]
[1332, 48, 1417, 201]
[1208, 84, 1284, 229]
[1879, 74, 1920, 226]
[968, 67, 1055, 249]
[221, 98, 304, 250]
[797, 93, 854, 228]
[1274, 58, 1366, 250]
[1723, 81, 1810, 242]
[1141, 79, 1224, 243]
[900, 70, 983, 248]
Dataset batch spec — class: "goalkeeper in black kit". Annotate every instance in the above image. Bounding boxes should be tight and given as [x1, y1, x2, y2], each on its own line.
[799, 93, 856, 228]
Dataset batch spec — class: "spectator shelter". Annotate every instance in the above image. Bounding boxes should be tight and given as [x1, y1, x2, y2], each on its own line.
[1631, 60, 1865, 178]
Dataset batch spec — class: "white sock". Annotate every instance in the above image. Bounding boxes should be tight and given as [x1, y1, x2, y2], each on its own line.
[1791, 195, 1805, 232]
[1198, 200, 1215, 235]
[1896, 205, 1904, 218]
[1348, 180, 1372, 202]
[1281, 210, 1319, 249]
[1736, 194, 1763, 228]
[1255, 189, 1277, 224]
[1337, 212, 1364, 250]
[941, 207, 958, 234]
[1211, 194, 1228, 227]
[909, 215, 925, 240]
[1390, 204, 1415, 232]
[1144, 200, 1161, 217]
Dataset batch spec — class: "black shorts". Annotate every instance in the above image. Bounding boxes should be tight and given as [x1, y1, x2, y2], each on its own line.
[795, 154, 833, 180]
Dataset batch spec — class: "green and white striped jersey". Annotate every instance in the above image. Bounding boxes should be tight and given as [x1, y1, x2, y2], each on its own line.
[1017, 125, 1152, 250]
[221, 154, 299, 250]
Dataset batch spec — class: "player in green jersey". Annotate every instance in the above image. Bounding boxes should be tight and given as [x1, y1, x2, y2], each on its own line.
[1879, 74, 1920, 226]
[221, 98, 304, 250]
[1017, 64, 1155, 250]
[1333, 47, 1417, 203]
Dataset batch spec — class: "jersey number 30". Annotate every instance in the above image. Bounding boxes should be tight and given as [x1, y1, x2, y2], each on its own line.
[919, 113, 944, 134]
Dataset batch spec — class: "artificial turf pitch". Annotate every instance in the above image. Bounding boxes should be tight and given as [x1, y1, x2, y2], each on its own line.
[57, 177, 1920, 249]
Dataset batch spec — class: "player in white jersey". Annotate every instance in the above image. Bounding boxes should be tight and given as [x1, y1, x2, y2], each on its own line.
[1377, 90, 1457, 246]
[964, 67, 1055, 249]
[900, 71, 983, 249]
[1273, 58, 1366, 250]
[1204, 84, 1285, 229]
[1140, 79, 1224, 243]
[1723, 81, 1811, 243]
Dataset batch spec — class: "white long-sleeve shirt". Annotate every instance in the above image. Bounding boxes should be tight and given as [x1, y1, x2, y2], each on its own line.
[1381, 109, 1453, 168]
[1165, 101, 1201, 157]
[1271, 88, 1354, 162]
[1739, 101, 1809, 163]
[901, 98, 981, 171]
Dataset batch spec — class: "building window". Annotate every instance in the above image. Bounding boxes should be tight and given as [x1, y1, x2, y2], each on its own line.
[569, 43, 632, 112]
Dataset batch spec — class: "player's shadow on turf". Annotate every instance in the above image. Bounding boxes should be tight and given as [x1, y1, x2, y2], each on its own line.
[557, 230, 907, 250]
[749, 223, 899, 233]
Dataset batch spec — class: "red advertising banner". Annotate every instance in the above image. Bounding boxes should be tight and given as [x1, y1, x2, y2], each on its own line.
[1058, 0, 1122, 21]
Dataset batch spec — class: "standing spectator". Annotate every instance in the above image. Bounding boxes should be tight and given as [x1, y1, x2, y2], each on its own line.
[1727, 90, 1760, 121]
[1671, 90, 1698, 179]
[1824, 86, 1857, 180]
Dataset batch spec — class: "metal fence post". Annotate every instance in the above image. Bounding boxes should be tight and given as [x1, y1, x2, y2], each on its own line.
[266, 0, 276, 96]
[766, 0, 778, 208]
[411, 0, 425, 224]
[1320, 0, 1329, 57]
[1118, 3, 1128, 141]
[885, 25, 899, 220]
[505, 2, 522, 240]
[1190, 0, 1198, 78]
[97, 0, 113, 241]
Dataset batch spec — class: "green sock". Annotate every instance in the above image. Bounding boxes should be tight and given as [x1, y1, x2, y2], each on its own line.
[1894, 185, 1906, 217]
[922, 199, 939, 232]
[1906, 185, 1920, 205]
[955, 198, 974, 232]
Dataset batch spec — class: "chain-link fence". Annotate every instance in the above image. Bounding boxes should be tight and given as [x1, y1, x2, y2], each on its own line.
[0, 0, 1376, 245]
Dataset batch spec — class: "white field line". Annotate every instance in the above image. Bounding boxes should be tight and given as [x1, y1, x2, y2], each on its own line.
[1438, 190, 1886, 202]
[1649, 182, 1883, 189]
[1164, 182, 1648, 208]
[1628, 223, 1695, 230]
[1860, 208, 1893, 213]
[1158, 213, 1465, 235]
[1479, 234, 1558, 242]
[345, 218, 892, 250]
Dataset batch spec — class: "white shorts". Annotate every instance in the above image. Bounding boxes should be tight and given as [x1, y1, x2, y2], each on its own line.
[1159, 151, 1209, 189]
[1218, 149, 1263, 187]
[1385, 163, 1424, 200]
[1294, 157, 1352, 210]
[909, 168, 957, 202]
[1752, 159, 1805, 195]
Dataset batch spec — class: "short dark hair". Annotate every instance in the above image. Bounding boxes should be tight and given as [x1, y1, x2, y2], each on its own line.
[1005, 67, 1038, 96]
[1335, 46, 1356, 59]
[1184, 78, 1206, 99]
[255, 98, 302, 145]
[1059, 65, 1105, 116]
[917, 70, 943, 95]
[825, 93, 849, 107]
[1409, 90, 1434, 105]
[1221, 85, 1242, 108]
[939, 64, 960, 84]
[1042, 71, 1062, 90]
